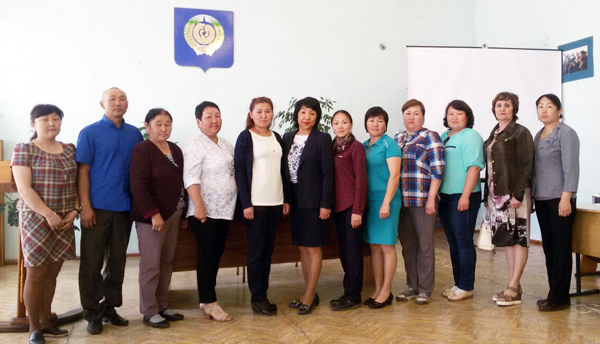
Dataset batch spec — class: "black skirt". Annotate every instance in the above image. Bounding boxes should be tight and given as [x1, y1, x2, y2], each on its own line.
[290, 184, 329, 247]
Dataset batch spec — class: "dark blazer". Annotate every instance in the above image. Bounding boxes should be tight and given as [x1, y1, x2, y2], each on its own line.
[283, 128, 334, 209]
[234, 129, 291, 210]
[483, 119, 534, 202]
[130, 140, 186, 223]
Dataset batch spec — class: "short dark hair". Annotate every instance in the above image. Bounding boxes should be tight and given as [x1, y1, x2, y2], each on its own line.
[195, 101, 220, 120]
[30, 104, 64, 141]
[332, 110, 352, 124]
[492, 92, 519, 120]
[443, 100, 475, 129]
[246, 97, 274, 130]
[364, 106, 389, 132]
[536, 93, 563, 119]
[293, 97, 322, 129]
[145, 108, 172, 124]
[402, 99, 426, 116]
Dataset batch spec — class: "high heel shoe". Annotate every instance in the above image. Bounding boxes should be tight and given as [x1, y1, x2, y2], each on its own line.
[369, 293, 393, 309]
[298, 293, 319, 315]
[290, 293, 319, 309]
[200, 303, 233, 321]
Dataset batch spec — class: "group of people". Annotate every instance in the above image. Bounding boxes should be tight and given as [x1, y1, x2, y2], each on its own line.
[11, 88, 579, 344]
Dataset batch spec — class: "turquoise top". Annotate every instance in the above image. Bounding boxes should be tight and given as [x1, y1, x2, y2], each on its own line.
[440, 128, 484, 194]
[363, 134, 402, 202]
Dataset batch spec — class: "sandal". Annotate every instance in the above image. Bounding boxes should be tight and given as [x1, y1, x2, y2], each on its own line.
[496, 286, 522, 306]
[200, 303, 233, 321]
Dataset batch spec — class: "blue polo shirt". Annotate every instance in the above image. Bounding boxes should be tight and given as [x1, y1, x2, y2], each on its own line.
[363, 134, 402, 202]
[76, 115, 143, 211]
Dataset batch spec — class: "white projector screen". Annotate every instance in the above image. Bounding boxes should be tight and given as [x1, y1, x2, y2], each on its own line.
[407, 46, 562, 139]
[407, 46, 562, 241]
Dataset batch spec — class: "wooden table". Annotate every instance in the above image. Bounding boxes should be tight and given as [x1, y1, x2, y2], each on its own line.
[172, 214, 370, 274]
[571, 202, 600, 296]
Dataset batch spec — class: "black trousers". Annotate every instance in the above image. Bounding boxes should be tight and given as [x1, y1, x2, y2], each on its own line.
[189, 216, 230, 304]
[79, 210, 132, 321]
[535, 198, 576, 305]
[246, 206, 282, 303]
[334, 208, 364, 303]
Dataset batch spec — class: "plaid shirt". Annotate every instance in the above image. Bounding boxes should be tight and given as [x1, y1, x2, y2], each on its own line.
[394, 128, 445, 207]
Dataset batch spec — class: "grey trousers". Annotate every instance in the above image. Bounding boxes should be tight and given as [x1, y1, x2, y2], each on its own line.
[398, 206, 437, 297]
[136, 209, 182, 317]
[79, 209, 132, 321]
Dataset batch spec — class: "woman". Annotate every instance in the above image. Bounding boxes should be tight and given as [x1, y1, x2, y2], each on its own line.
[438, 100, 484, 301]
[130, 108, 186, 328]
[329, 110, 368, 310]
[12, 104, 77, 344]
[533, 94, 579, 312]
[362, 107, 401, 309]
[484, 92, 534, 307]
[394, 99, 445, 305]
[234, 97, 290, 316]
[283, 97, 334, 315]
[183, 101, 237, 321]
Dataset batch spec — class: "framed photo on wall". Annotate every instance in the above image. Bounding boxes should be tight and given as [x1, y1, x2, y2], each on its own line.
[559, 36, 594, 83]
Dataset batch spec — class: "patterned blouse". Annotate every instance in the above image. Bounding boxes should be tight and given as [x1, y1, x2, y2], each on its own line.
[394, 128, 445, 207]
[288, 135, 308, 184]
[183, 132, 237, 220]
[12, 142, 77, 214]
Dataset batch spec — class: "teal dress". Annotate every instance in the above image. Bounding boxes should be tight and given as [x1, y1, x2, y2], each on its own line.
[363, 134, 402, 245]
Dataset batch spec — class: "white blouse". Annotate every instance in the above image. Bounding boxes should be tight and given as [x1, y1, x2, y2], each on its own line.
[250, 131, 284, 206]
[183, 132, 237, 220]
[288, 134, 308, 184]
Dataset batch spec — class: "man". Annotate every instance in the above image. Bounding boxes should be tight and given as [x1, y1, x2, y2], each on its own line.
[77, 87, 143, 335]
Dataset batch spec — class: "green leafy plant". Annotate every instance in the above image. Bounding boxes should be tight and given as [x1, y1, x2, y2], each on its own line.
[274, 97, 335, 133]
[0, 194, 80, 231]
[138, 125, 149, 140]
[0, 194, 19, 227]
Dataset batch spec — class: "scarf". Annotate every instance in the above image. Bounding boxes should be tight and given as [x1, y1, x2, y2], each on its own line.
[333, 133, 355, 153]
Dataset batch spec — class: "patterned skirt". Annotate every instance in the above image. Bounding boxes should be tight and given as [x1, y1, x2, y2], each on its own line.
[486, 188, 531, 248]
[19, 211, 76, 267]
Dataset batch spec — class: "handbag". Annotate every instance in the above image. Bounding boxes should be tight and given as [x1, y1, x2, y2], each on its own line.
[477, 211, 495, 250]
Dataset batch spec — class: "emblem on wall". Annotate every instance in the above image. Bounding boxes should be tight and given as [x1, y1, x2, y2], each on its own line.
[174, 8, 233, 71]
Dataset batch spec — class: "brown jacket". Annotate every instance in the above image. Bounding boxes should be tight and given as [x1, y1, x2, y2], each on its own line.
[130, 140, 187, 223]
[483, 119, 534, 202]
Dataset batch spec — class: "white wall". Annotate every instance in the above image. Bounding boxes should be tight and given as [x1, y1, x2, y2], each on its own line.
[474, 1, 600, 240]
[0, 0, 476, 260]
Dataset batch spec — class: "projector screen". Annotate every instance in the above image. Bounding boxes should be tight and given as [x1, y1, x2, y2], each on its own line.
[407, 46, 562, 139]
[407, 46, 562, 241]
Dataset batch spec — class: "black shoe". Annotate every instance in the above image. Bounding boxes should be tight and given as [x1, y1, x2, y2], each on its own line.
[298, 293, 319, 315]
[537, 298, 549, 306]
[143, 315, 170, 329]
[252, 300, 277, 315]
[363, 298, 375, 306]
[330, 294, 345, 306]
[332, 296, 361, 311]
[369, 293, 393, 309]
[159, 310, 184, 321]
[42, 324, 69, 337]
[103, 312, 129, 326]
[538, 301, 570, 312]
[29, 331, 45, 344]
[87, 319, 103, 335]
